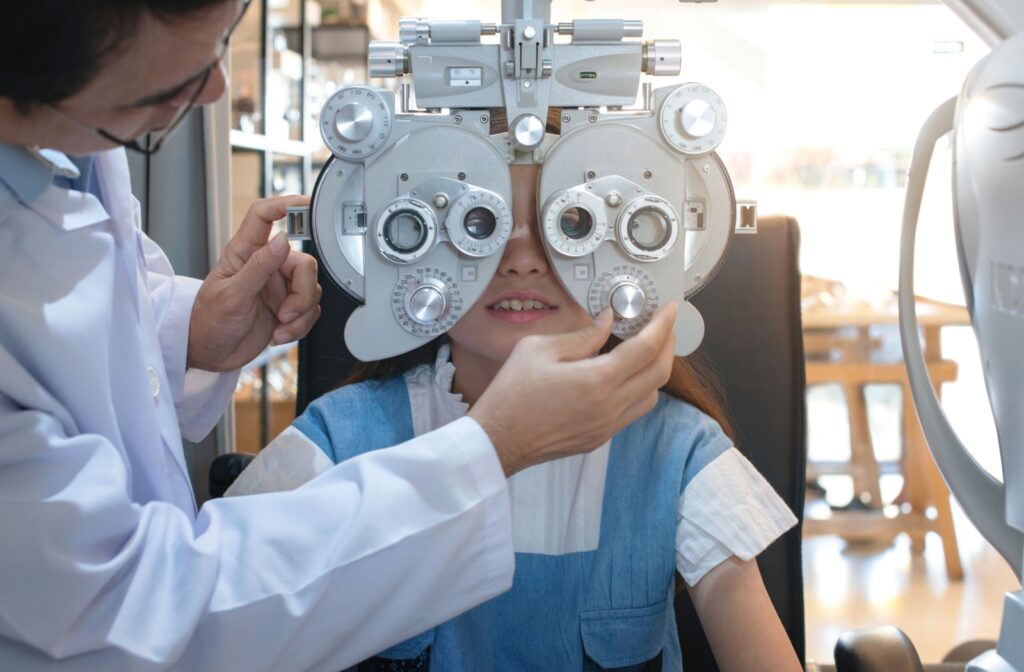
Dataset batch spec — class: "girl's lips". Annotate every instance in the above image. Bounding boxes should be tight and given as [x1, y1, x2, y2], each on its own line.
[486, 307, 556, 324]
[486, 290, 556, 309]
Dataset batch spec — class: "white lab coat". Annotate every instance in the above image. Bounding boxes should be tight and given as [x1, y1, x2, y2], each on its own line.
[0, 146, 514, 670]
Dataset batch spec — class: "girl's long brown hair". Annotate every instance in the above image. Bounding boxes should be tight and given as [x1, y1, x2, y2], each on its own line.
[338, 107, 736, 441]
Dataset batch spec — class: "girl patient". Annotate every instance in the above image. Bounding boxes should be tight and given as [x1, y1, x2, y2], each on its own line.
[236, 161, 801, 671]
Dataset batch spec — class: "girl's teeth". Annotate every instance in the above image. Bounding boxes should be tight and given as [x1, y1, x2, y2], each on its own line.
[493, 299, 550, 311]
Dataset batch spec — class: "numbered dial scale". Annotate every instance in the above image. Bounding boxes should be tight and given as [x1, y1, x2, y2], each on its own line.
[588, 265, 660, 336]
[659, 84, 728, 156]
[446, 189, 514, 258]
[392, 268, 464, 336]
[542, 189, 610, 258]
[320, 86, 393, 159]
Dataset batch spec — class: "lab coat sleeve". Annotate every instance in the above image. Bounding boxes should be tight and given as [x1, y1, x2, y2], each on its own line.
[140, 230, 239, 442]
[0, 355, 514, 670]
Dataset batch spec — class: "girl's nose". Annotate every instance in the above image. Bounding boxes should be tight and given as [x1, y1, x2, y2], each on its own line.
[497, 217, 550, 277]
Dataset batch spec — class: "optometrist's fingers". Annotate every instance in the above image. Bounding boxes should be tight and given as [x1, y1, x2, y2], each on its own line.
[608, 318, 676, 401]
[532, 308, 614, 362]
[273, 306, 321, 344]
[274, 250, 320, 323]
[262, 263, 290, 311]
[232, 230, 291, 293]
[224, 194, 309, 267]
[591, 301, 678, 381]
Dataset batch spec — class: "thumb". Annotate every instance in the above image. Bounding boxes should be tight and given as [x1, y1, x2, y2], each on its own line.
[545, 308, 614, 362]
[232, 230, 290, 290]
[228, 194, 309, 261]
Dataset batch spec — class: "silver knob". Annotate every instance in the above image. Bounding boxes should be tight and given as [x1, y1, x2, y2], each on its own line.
[642, 40, 682, 76]
[610, 282, 646, 320]
[399, 17, 429, 45]
[680, 99, 716, 139]
[511, 114, 545, 150]
[335, 102, 374, 143]
[409, 284, 447, 324]
[368, 42, 410, 78]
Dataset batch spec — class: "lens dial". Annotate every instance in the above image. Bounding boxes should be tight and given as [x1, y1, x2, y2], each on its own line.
[445, 188, 513, 257]
[392, 267, 464, 336]
[617, 195, 680, 261]
[320, 86, 393, 159]
[375, 199, 437, 264]
[659, 84, 727, 156]
[588, 264, 660, 336]
[542, 189, 609, 258]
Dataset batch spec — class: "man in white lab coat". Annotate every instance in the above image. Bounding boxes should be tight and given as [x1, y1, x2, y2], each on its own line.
[0, 1, 678, 669]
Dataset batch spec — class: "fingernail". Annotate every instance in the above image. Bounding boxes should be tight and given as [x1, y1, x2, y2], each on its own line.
[280, 311, 298, 323]
[270, 230, 288, 254]
[595, 308, 613, 330]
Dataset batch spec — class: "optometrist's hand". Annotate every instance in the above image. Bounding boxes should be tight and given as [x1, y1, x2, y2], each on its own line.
[469, 302, 678, 477]
[187, 194, 322, 372]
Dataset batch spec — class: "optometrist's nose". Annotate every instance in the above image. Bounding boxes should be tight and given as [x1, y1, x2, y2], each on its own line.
[196, 61, 228, 106]
[497, 220, 550, 277]
[168, 60, 227, 109]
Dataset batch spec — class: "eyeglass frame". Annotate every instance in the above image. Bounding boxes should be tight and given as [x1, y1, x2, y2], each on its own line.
[49, 0, 252, 156]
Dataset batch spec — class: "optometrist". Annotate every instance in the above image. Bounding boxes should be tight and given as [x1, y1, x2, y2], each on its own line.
[0, 1, 680, 669]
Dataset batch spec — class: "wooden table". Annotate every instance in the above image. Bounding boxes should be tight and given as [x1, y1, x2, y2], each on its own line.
[801, 285, 970, 580]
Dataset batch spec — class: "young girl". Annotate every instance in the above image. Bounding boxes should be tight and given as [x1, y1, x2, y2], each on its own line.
[232, 161, 801, 671]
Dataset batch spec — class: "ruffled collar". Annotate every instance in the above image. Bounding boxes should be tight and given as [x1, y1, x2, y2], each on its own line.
[431, 343, 469, 422]
[403, 343, 469, 436]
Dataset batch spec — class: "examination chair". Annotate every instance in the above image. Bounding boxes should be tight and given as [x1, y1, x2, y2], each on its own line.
[210, 215, 809, 671]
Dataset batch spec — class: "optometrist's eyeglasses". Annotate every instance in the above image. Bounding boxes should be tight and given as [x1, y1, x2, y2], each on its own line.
[50, 0, 252, 156]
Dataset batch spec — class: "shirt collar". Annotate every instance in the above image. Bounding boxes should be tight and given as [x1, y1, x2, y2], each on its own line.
[0, 144, 82, 206]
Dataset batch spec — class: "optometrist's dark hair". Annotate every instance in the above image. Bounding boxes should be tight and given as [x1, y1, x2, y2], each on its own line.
[0, 1, 230, 110]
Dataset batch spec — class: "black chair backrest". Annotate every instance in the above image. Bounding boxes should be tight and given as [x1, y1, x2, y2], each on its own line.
[295, 217, 808, 670]
[679, 215, 807, 670]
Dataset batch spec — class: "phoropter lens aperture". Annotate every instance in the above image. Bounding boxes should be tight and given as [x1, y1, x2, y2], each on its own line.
[627, 207, 672, 251]
[560, 206, 593, 240]
[384, 210, 428, 252]
[464, 207, 497, 240]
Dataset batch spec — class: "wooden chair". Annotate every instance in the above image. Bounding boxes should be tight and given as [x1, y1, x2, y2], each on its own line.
[801, 282, 966, 580]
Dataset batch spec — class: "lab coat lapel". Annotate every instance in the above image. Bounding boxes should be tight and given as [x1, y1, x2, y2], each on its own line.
[94, 149, 135, 240]
[95, 149, 145, 321]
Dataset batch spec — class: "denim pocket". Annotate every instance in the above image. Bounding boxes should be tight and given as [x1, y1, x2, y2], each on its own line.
[580, 600, 668, 670]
